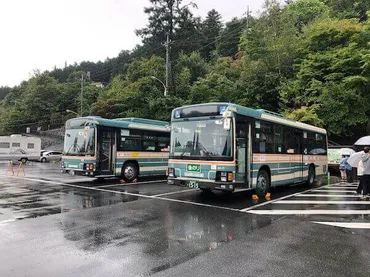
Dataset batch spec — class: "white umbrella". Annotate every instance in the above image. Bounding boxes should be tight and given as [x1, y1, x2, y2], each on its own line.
[336, 148, 355, 156]
[347, 151, 364, 168]
[354, 136, 370, 146]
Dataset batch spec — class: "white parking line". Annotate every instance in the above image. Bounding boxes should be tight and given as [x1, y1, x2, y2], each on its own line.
[96, 180, 166, 188]
[8, 176, 241, 213]
[330, 185, 358, 188]
[295, 194, 361, 198]
[247, 210, 370, 215]
[240, 183, 355, 212]
[312, 222, 370, 229]
[310, 190, 357, 193]
[0, 219, 16, 224]
[240, 187, 318, 212]
[153, 189, 195, 197]
[275, 200, 370, 205]
[319, 187, 357, 190]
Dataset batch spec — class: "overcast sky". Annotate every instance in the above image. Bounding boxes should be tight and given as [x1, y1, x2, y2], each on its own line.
[0, 0, 266, 87]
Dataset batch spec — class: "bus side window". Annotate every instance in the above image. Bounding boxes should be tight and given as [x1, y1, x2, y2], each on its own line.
[143, 133, 156, 151]
[257, 122, 273, 153]
[284, 127, 296, 154]
[157, 136, 170, 152]
[274, 125, 283, 153]
[119, 129, 142, 151]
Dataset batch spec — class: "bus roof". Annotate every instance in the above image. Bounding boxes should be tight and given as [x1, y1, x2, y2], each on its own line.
[172, 102, 326, 134]
[67, 116, 170, 132]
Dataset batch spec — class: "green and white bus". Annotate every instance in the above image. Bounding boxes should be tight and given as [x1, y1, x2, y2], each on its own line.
[61, 117, 170, 181]
[167, 103, 327, 195]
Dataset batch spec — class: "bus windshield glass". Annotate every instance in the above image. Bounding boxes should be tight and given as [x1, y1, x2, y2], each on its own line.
[64, 126, 95, 156]
[170, 119, 233, 160]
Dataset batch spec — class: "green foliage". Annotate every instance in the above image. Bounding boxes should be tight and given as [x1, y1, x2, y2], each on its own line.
[317, 83, 369, 136]
[286, 0, 328, 31]
[322, 0, 370, 21]
[216, 18, 247, 57]
[284, 105, 323, 127]
[199, 9, 223, 59]
[280, 16, 370, 138]
[0, 86, 11, 100]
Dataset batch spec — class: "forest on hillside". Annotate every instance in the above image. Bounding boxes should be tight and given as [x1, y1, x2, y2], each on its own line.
[0, 0, 369, 144]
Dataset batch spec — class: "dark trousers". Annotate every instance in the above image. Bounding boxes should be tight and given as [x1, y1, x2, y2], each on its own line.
[356, 176, 363, 194]
[362, 175, 370, 196]
[346, 169, 353, 183]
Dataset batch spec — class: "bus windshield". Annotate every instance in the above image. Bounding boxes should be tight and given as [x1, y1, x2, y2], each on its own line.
[64, 127, 95, 156]
[170, 119, 233, 160]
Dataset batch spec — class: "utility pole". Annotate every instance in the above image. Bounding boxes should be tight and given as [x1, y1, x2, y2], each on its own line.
[164, 33, 170, 97]
[80, 73, 84, 117]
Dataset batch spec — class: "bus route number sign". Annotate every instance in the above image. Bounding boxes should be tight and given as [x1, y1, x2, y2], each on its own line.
[187, 164, 201, 172]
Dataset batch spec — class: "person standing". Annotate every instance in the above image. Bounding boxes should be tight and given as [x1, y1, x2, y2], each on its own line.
[361, 147, 370, 200]
[356, 159, 364, 195]
[344, 155, 353, 183]
[339, 155, 347, 182]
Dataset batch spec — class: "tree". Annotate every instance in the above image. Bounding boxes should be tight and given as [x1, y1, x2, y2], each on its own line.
[239, 0, 300, 111]
[323, 0, 370, 22]
[0, 86, 11, 100]
[199, 9, 223, 59]
[280, 17, 370, 138]
[135, 0, 198, 49]
[216, 17, 247, 57]
[286, 0, 329, 32]
[174, 52, 207, 99]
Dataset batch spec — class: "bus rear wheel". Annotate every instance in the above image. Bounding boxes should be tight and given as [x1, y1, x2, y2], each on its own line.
[122, 162, 138, 183]
[256, 170, 270, 197]
[307, 166, 316, 186]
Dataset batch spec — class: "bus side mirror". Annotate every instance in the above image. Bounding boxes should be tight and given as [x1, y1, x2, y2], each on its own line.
[223, 118, 231, 130]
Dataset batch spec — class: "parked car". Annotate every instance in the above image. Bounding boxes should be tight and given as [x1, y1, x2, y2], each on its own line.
[40, 151, 63, 163]
[1, 149, 39, 163]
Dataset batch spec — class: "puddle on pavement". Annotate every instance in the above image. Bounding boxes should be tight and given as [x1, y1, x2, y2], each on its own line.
[0, 179, 142, 221]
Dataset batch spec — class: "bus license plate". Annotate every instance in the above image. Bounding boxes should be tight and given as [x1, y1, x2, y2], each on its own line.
[186, 181, 199, 189]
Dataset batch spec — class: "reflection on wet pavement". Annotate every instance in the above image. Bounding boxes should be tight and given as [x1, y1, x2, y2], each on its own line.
[57, 199, 274, 276]
[0, 179, 140, 221]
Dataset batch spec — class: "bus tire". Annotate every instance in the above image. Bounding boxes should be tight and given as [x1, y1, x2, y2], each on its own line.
[121, 162, 138, 183]
[307, 165, 316, 186]
[256, 170, 270, 197]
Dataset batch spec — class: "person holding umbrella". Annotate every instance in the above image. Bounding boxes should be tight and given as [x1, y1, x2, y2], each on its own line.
[356, 159, 364, 194]
[361, 147, 370, 200]
[348, 150, 366, 194]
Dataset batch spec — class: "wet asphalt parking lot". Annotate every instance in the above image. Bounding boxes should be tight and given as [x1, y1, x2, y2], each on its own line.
[0, 162, 370, 277]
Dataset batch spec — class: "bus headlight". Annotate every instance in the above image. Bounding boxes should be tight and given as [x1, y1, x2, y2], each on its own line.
[84, 163, 95, 171]
[227, 173, 233, 181]
[168, 168, 175, 177]
[217, 171, 233, 182]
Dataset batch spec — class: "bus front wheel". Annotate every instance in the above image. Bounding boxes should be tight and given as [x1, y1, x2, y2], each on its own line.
[122, 163, 138, 183]
[256, 170, 270, 197]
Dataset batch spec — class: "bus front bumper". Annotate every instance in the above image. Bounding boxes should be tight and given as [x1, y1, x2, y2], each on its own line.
[61, 168, 96, 177]
[167, 178, 246, 192]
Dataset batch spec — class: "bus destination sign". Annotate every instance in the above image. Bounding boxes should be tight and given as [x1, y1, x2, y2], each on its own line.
[174, 104, 228, 119]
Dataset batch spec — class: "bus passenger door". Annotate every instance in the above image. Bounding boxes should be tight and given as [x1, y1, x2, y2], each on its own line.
[294, 131, 303, 182]
[235, 122, 249, 186]
[97, 130, 115, 175]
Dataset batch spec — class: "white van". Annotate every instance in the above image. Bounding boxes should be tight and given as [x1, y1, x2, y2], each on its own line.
[0, 134, 41, 163]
